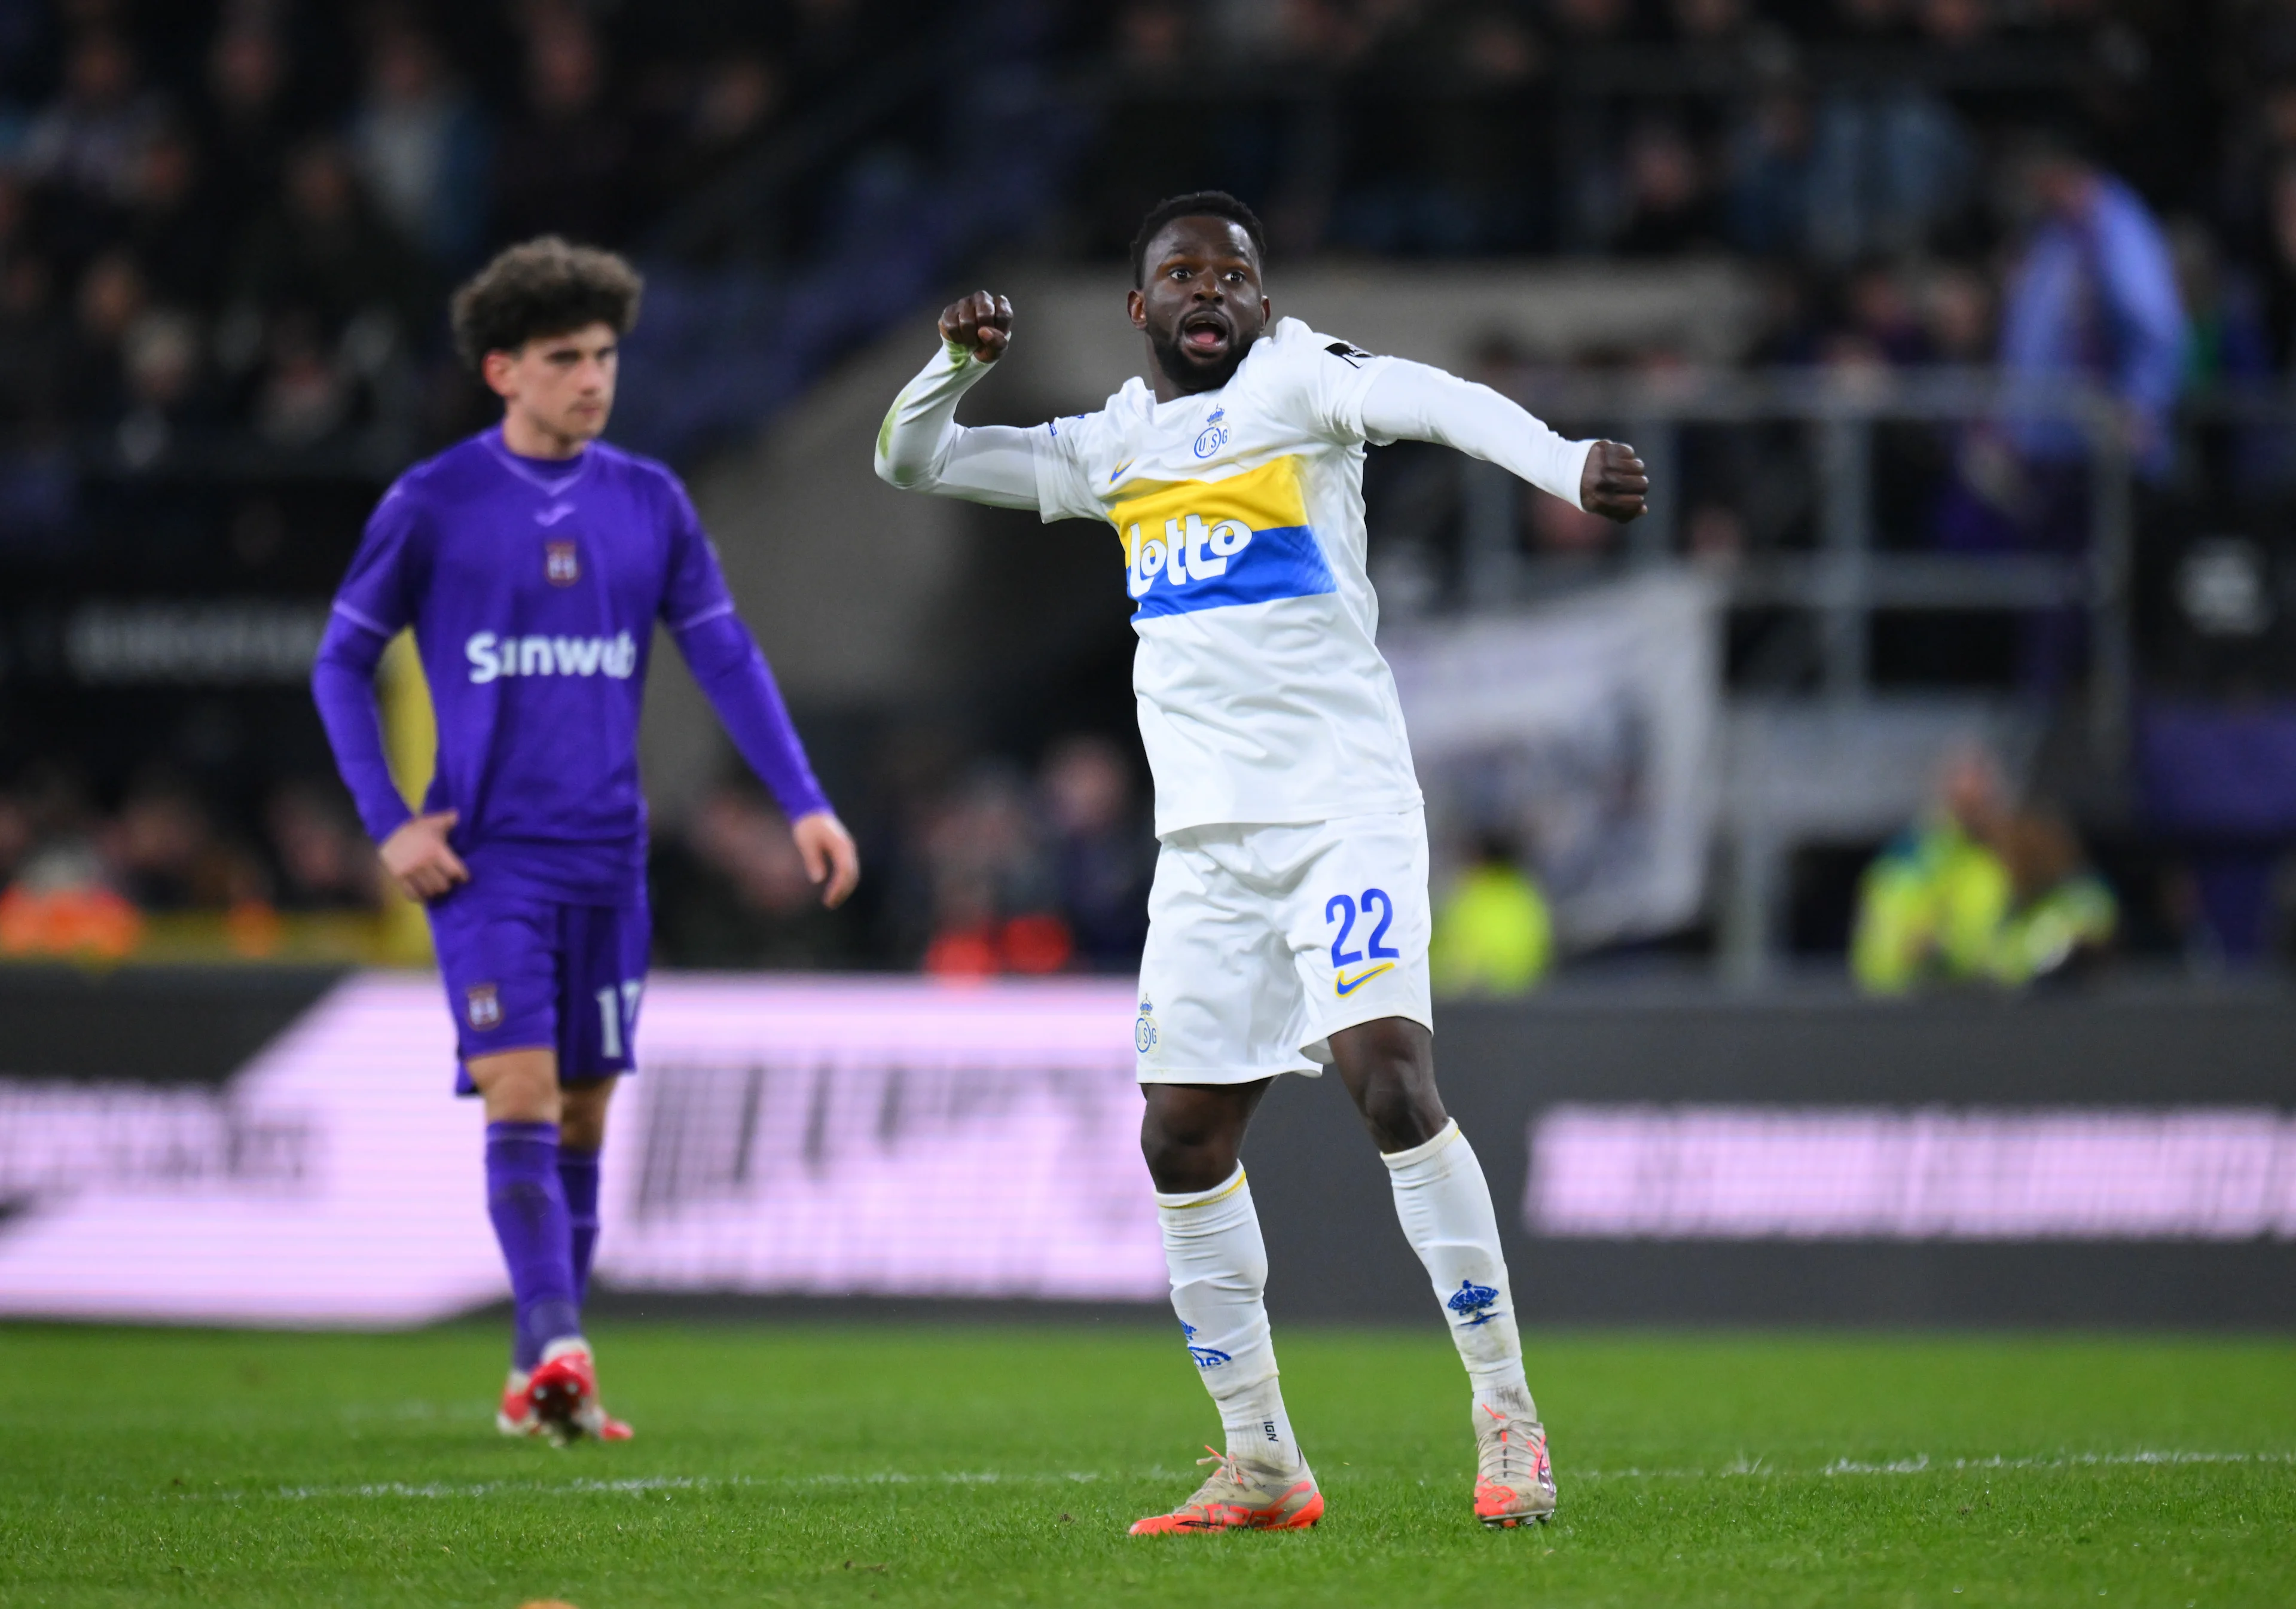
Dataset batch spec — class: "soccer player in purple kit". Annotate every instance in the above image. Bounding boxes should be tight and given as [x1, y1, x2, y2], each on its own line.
[311, 237, 859, 1442]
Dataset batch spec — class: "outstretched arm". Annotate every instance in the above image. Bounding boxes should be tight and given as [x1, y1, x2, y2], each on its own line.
[1357, 360, 1648, 521]
[874, 290, 1045, 508]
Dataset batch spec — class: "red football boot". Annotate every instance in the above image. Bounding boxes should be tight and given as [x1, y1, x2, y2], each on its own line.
[524, 1339, 633, 1443]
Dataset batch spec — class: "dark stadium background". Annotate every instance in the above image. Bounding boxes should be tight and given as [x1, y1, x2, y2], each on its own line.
[1, 17, 2294, 1605]
[0, 0, 2288, 981]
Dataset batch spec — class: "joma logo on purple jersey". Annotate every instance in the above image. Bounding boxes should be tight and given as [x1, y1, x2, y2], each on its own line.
[465, 630, 637, 684]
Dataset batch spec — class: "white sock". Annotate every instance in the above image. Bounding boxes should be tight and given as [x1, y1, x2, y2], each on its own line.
[1382, 1120, 1537, 1418]
[1156, 1166, 1305, 1472]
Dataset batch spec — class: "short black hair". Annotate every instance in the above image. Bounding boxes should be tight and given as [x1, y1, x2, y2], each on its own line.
[450, 236, 643, 370]
[1129, 191, 1268, 289]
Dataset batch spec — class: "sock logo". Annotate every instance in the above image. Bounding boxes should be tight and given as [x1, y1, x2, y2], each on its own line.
[1447, 1278, 1504, 1326]
[1181, 1321, 1232, 1369]
[1263, 1418, 1280, 1443]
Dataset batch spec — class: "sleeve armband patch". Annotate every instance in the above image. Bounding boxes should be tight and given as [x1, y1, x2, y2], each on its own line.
[1325, 340, 1376, 367]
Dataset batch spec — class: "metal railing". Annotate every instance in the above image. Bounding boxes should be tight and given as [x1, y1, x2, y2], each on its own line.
[1482, 367, 2147, 754]
[1433, 369, 2296, 980]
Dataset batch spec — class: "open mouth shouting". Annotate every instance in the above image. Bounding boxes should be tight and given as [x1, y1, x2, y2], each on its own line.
[1178, 307, 1233, 362]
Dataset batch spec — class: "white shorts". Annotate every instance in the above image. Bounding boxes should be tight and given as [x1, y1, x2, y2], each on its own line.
[1133, 808, 1434, 1085]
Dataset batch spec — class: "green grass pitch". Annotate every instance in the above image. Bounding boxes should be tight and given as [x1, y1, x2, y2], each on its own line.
[3, 1321, 2292, 1607]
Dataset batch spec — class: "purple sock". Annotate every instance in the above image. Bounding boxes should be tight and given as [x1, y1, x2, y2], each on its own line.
[485, 1122, 582, 1372]
[558, 1145, 602, 1307]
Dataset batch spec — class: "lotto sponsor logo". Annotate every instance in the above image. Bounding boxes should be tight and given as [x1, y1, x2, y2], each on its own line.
[465, 630, 637, 684]
[1110, 455, 1336, 619]
[1126, 511, 1253, 595]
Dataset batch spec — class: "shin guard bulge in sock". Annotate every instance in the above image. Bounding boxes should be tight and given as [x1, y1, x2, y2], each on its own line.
[1382, 1120, 1534, 1410]
[1156, 1167, 1303, 1471]
[484, 1121, 583, 1371]
[558, 1145, 602, 1308]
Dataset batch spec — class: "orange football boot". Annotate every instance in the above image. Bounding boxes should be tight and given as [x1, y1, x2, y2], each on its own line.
[1129, 1446, 1324, 1534]
[1473, 1395, 1556, 1527]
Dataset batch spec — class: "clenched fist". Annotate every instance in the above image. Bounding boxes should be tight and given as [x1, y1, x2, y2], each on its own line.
[1580, 440, 1649, 522]
[939, 290, 1013, 364]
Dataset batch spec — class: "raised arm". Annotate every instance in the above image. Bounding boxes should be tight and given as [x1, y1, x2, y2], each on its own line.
[1357, 359, 1648, 521]
[874, 290, 1045, 509]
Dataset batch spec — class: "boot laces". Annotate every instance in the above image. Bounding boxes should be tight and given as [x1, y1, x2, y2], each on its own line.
[1184, 1445, 1250, 1505]
[1480, 1405, 1543, 1486]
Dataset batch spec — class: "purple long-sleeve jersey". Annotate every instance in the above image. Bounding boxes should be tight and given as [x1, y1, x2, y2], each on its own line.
[312, 427, 829, 902]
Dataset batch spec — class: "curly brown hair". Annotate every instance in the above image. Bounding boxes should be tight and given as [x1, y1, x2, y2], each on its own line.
[449, 236, 643, 370]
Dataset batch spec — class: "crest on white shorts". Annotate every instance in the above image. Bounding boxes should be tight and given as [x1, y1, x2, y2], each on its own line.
[466, 982, 502, 1030]
[1134, 997, 1158, 1054]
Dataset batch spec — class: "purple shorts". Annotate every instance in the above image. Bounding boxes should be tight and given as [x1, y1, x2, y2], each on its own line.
[428, 886, 651, 1094]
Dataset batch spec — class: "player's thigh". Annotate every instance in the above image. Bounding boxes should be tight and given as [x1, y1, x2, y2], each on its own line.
[428, 889, 561, 1093]
[1280, 808, 1436, 1061]
[1135, 832, 1319, 1085]
[558, 899, 651, 1085]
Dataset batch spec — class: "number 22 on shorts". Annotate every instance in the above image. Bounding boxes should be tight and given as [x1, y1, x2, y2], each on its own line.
[1326, 888, 1401, 996]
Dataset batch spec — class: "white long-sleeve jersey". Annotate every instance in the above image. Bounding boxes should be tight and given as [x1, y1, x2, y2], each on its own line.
[876, 316, 1593, 837]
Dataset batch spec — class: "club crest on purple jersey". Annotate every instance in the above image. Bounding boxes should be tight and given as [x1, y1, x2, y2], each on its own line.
[545, 541, 579, 586]
[466, 982, 503, 1029]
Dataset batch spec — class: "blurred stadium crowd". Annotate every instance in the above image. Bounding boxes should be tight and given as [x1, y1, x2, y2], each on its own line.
[1, 0, 2293, 979]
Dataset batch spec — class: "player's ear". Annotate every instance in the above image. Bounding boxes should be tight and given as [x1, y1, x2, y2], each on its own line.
[480, 347, 520, 400]
[1126, 289, 1147, 330]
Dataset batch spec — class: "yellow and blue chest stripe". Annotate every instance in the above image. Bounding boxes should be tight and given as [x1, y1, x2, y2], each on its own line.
[1108, 455, 1336, 619]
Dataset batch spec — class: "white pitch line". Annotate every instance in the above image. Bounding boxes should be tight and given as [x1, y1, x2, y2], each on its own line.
[1571, 1450, 2296, 1480]
[197, 1451, 2294, 1504]
[240, 1470, 1143, 1503]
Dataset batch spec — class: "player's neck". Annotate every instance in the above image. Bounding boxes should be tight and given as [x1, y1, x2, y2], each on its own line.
[499, 410, 591, 462]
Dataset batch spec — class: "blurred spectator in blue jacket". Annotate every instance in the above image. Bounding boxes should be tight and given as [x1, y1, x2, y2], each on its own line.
[1934, 130, 2186, 692]
[1998, 129, 2187, 483]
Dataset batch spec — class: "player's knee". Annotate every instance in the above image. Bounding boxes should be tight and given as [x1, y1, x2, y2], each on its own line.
[469, 1050, 560, 1123]
[1140, 1114, 1238, 1195]
[1351, 1058, 1446, 1152]
[558, 1081, 615, 1150]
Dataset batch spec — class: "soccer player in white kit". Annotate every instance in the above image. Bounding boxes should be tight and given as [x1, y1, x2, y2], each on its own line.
[875, 192, 1648, 1533]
